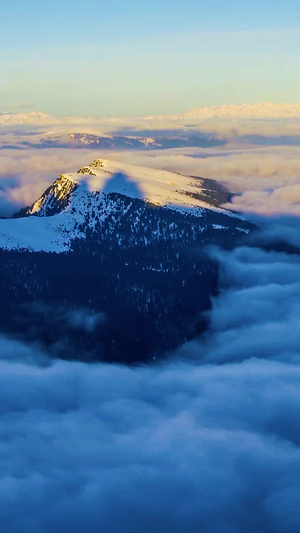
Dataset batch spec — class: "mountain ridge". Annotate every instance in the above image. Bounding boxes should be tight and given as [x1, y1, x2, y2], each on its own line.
[0, 157, 253, 362]
[0, 158, 245, 253]
[0, 111, 54, 124]
[144, 102, 300, 120]
[2, 102, 300, 126]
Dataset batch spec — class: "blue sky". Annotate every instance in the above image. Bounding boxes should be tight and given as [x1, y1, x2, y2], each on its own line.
[1, 0, 300, 116]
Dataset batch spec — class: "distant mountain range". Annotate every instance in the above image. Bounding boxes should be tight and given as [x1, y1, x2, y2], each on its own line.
[0, 112, 54, 124]
[0, 158, 253, 363]
[2, 102, 300, 126]
[145, 102, 300, 120]
[1, 129, 224, 150]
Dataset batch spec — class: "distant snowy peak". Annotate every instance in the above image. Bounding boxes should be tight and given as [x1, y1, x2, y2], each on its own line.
[0, 112, 54, 124]
[2, 102, 300, 127]
[145, 102, 300, 121]
[67, 132, 156, 148]
[7, 129, 222, 151]
[45, 131, 157, 149]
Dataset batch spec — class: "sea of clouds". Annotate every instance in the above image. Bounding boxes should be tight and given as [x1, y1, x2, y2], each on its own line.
[0, 114, 300, 531]
[1, 114, 300, 217]
[0, 222, 300, 531]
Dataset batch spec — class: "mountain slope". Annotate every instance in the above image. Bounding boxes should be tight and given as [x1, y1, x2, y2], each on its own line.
[3, 129, 224, 151]
[0, 158, 253, 363]
[1, 158, 244, 252]
[19, 131, 158, 150]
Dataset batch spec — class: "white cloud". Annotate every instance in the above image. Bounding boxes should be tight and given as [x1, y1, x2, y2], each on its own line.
[1, 107, 300, 217]
[0, 231, 300, 531]
[0, 106, 300, 530]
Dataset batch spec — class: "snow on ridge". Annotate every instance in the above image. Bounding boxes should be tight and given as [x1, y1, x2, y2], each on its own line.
[0, 158, 235, 253]
[66, 158, 222, 212]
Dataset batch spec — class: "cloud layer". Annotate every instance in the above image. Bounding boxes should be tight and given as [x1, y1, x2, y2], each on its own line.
[1, 108, 300, 217]
[1, 354, 300, 532]
[99, 145, 300, 216]
[0, 220, 299, 531]
[1, 143, 300, 217]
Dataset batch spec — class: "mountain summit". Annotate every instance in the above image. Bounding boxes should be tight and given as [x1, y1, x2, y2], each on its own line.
[0, 111, 54, 124]
[1, 158, 243, 252]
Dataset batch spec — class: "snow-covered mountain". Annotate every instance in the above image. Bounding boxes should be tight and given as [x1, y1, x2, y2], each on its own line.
[145, 102, 300, 121]
[0, 158, 246, 252]
[0, 158, 253, 363]
[0, 112, 54, 124]
[0, 102, 300, 128]
[19, 130, 159, 150]
[5, 129, 222, 151]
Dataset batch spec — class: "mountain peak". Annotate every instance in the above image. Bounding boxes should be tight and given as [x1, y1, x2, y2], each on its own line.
[144, 102, 300, 121]
[19, 174, 78, 218]
[60, 158, 226, 212]
[0, 111, 54, 124]
[16, 158, 234, 221]
[0, 158, 246, 253]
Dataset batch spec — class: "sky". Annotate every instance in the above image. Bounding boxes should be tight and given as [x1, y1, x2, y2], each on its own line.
[1, 0, 300, 116]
